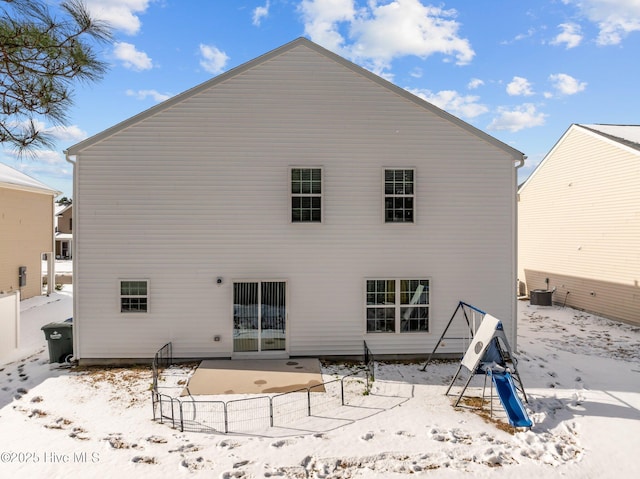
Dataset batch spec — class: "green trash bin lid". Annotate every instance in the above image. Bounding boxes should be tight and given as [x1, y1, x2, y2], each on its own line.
[41, 322, 73, 340]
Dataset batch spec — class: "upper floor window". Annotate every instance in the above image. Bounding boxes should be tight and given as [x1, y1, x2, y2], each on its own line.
[384, 169, 414, 223]
[120, 280, 148, 313]
[291, 168, 322, 222]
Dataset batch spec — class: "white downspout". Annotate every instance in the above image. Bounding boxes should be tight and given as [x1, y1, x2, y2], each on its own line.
[64, 151, 79, 361]
[513, 154, 526, 352]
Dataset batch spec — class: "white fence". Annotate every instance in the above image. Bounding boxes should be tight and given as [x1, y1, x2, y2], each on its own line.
[0, 291, 20, 361]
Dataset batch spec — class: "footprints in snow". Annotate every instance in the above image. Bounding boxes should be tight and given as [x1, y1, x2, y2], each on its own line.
[428, 427, 474, 445]
[360, 430, 414, 441]
[14, 399, 91, 442]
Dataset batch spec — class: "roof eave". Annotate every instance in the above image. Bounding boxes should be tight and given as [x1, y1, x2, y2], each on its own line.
[0, 181, 61, 196]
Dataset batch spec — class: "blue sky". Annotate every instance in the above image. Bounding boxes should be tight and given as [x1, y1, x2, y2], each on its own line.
[3, 0, 640, 197]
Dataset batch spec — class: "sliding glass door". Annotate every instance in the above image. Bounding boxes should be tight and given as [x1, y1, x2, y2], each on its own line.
[233, 281, 286, 353]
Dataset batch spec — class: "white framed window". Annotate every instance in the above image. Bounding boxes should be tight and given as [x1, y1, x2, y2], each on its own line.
[366, 279, 429, 333]
[384, 169, 414, 223]
[291, 167, 322, 222]
[120, 280, 148, 313]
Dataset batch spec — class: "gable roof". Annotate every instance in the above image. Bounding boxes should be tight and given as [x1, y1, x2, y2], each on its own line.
[578, 124, 640, 153]
[56, 203, 72, 216]
[0, 162, 60, 195]
[65, 37, 523, 161]
[519, 123, 640, 193]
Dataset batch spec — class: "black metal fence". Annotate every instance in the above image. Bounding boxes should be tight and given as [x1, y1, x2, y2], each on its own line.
[151, 342, 376, 434]
[151, 342, 174, 425]
[364, 340, 375, 387]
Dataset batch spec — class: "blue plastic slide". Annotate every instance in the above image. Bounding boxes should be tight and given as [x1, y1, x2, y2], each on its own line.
[491, 371, 533, 428]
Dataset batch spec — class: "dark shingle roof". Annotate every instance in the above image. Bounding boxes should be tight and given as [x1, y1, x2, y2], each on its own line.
[578, 124, 640, 153]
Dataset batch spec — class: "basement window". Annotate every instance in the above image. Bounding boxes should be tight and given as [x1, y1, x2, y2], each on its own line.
[120, 280, 148, 313]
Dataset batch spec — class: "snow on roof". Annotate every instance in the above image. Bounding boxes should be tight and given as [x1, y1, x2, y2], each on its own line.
[55, 203, 72, 215]
[0, 162, 60, 194]
[579, 124, 640, 152]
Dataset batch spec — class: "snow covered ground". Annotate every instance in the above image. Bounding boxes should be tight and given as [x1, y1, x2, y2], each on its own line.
[0, 287, 638, 478]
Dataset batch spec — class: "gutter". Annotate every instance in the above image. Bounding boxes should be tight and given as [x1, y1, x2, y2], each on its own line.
[64, 151, 79, 361]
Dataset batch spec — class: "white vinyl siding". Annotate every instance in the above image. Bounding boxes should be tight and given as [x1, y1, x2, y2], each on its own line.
[71, 41, 519, 360]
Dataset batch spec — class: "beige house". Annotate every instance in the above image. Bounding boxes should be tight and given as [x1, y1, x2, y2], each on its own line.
[55, 203, 73, 259]
[518, 124, 640, 325]
[66, 38, 525, 363]
[0, 162, 59, 299]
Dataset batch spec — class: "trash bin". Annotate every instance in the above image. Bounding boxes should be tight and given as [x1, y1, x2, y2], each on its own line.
[41, 322, 73, 363]
[530, 289, 553, 306]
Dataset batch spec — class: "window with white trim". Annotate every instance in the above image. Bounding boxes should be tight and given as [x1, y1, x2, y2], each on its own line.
[120, 280, 148, 313]
[366, 279, 429, 333]
[384, 169, 414, 223]
[291, 168, 321, 222]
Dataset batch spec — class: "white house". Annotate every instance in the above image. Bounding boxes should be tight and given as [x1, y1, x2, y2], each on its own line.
[518, 124, 640, 325]
[65, 38, 525, 364]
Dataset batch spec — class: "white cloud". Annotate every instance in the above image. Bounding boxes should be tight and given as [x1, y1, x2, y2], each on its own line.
[18, 156, 73, 181]
[30, 149, 67, 166]
[563, 0, 640, 45]
[253, 1, 270, 26]
[45, 125, 88, 143]
[408, 88, 488, 119]
[85, 0, 152, 35]
[3, 120, 87, 144]
[300, 0, 474, 75]
[4, 146, 69, 170]
[199, 44, 229, 75]
[467, 78, 484, 89]
[548, 73, 587, 96]
[126, 89, 172, 102]
[487, 104, 547, 132]
[551, 22, 583, 48]
[299, 0, 356, 53]
[506, 76, 534, 96]
[501, 28, 536, 45]
[114, 42, 153, 71]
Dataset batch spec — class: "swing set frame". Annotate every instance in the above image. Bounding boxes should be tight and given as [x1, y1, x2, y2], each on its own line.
[420, 301, 486, 371]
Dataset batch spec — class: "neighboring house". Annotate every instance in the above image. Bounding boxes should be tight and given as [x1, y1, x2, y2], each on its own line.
[0, 162, 59, 300]
[0, 162, 59, 361]
[55, 203, 73, 259]
[518, 124, 640, 325]
[65, 38, 525, 363]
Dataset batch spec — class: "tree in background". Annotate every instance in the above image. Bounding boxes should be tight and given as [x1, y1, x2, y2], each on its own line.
[0, 0, 111, 154]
